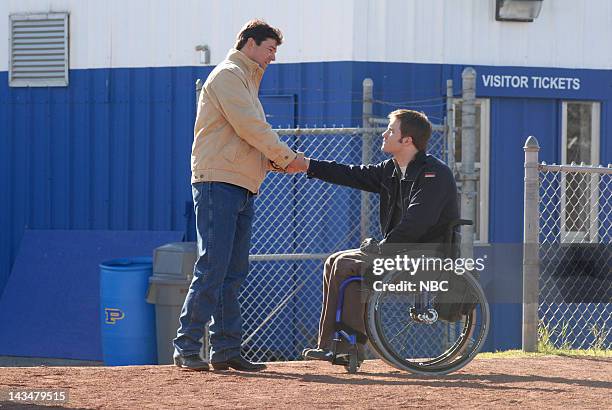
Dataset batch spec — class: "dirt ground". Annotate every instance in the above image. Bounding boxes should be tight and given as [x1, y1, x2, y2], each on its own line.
[0, 356, 610, 409]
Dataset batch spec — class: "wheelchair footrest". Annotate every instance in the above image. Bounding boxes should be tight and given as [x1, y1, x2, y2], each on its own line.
[334, 322, 368, 344]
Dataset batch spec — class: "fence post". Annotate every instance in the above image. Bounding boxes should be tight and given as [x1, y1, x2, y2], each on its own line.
[361, 78, 373, 240]
[523, 136, 540, 352]
[196, 79, 203, 105]
[460, 68, 476, 258]
[194, 78, 210, 360]
[446, 79, 455, 172]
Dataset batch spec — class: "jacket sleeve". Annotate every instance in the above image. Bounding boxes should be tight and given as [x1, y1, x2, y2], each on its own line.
[306, 159, 384, 193]
[209, 70, 296, 169]
[381, 166, 456, 244]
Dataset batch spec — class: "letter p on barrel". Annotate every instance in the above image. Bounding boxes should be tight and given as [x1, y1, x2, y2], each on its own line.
[104, 308, 125, 324]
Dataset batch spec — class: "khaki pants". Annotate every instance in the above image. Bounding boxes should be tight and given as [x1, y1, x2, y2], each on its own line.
[318, 249, 371, 351]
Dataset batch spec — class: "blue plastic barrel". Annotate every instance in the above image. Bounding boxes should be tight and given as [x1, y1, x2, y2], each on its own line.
[100, 257, 157, 365]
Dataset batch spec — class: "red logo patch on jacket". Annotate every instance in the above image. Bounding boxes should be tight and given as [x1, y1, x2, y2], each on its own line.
[424, 172, 436, 178]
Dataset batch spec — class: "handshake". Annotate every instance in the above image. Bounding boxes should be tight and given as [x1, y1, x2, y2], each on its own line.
[271, 152, 310, 174]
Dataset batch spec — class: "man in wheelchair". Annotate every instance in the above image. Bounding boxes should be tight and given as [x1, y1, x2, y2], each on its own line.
[300, 109, 459, 365]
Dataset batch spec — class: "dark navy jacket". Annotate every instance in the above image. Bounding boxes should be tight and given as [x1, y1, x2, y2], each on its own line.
[306, 151, 459, 245]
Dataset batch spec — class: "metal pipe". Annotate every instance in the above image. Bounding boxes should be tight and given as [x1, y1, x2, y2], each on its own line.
[522, 136, 540, 352]
[361, 78, 374, 241]
[446, 79, 456, 173]
[460, 68, 477, 259]
[539, 163, 612, 174]
[249, 253, 331, 261]
[275, 127, 385, 135]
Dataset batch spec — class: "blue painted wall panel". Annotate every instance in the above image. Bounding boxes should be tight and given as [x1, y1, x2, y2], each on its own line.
[489, 98, 560, 243]
[0, 72, 10, 292]
[0, 67, 207, 297]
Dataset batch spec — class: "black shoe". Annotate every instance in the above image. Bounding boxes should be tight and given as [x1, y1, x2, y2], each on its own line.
[211, 356, 267, 372]
[302, 348, 349, 365]
[173, 352, 209, 371]
[302, 348, 333, 361]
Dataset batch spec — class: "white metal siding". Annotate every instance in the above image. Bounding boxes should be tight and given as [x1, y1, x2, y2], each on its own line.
[9, 13, 68, 86]
[353, 0, 612, 69]
[1, 0, 611, 70]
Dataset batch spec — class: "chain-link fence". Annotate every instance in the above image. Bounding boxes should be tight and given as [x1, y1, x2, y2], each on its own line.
[538, 163, 611, 350]
[240, 124, 448, 361]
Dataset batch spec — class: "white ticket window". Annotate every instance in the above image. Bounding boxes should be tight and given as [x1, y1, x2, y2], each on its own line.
[561, 101, 601, 243]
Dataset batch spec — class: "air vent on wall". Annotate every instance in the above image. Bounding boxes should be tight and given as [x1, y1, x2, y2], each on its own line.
[9, 13, 69, 87]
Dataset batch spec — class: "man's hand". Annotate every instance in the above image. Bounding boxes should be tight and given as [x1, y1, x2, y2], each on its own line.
[360, 237, 382, 255]
[285, 152, 309, 174]
[269, 152, 310, 174]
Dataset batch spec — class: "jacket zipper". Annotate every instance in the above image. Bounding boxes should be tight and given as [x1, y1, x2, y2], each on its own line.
[385, 163, 426, 238]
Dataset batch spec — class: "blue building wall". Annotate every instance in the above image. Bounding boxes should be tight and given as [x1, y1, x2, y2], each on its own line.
[1, 62, 610, 353]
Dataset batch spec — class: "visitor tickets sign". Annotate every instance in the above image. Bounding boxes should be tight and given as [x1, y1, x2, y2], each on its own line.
[482, 74, 580, 90]
[469, 66, 610, 99]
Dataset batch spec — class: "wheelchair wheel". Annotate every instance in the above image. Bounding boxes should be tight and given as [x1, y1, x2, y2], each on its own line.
[364, 270, 489, 375]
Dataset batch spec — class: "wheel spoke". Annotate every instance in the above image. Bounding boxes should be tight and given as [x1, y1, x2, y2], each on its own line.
[387, 320, 415, 344]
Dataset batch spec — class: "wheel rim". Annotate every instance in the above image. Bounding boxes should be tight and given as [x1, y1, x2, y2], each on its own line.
[365, 272, 490, 374]
[374, 295, 472, 365]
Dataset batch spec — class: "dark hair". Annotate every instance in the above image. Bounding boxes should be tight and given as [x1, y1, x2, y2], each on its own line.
[388, 109, 432, 151]
[235, 19, 283, 50]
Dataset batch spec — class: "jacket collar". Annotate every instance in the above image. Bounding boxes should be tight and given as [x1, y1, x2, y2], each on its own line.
[227, 49, 265, 81]
[391, 151, 428, 180]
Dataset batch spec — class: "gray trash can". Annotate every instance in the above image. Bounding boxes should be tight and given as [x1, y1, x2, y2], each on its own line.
[146, 242, 209, 364]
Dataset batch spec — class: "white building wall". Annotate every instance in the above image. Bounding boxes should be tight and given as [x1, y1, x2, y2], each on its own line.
[353, 0, 612, 69]
[1, 0, 611, 71]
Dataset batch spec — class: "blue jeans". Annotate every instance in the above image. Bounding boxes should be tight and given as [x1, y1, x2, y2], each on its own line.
[173, 182, 254, 362]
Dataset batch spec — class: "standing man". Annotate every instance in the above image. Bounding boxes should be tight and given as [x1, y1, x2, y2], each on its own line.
[299, 109, 459, 363]
[173, 19, 306, 372]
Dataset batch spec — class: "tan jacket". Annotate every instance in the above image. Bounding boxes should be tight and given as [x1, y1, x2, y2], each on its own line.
[191, 49, 296, 193]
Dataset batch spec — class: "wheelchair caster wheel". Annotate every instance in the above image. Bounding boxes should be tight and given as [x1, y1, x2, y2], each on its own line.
[345, 353, 360, 374]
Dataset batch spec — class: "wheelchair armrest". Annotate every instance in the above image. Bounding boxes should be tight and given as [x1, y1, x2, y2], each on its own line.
[445, 219, 473, 239]
[447, 219, 473, 230]
[443, 219, 474, 258]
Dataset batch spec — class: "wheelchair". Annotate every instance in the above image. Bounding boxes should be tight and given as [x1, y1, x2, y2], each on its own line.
[328, 219, 490, 375]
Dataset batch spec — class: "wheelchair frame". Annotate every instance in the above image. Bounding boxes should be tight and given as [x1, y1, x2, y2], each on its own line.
[328, 218, 488, 374]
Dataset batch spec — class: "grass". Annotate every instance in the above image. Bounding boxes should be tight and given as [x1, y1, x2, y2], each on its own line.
[477, 319, 611, 358]
[478, 348, 611, 359]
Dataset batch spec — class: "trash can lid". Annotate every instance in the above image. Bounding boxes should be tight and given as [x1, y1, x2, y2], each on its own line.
[154, 242, 197, 252]
[149, 274, 190, 285]
[153, 242, 196, 277]
[100, 257, 153, 271]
